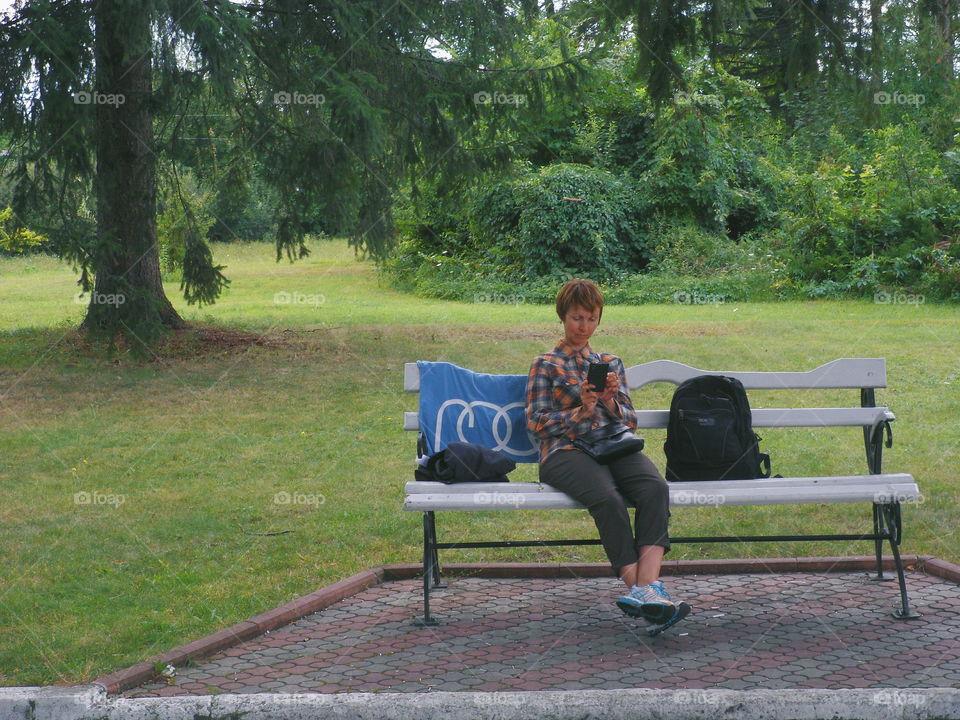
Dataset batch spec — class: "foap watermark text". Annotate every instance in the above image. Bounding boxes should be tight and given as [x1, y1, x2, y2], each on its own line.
[74, 491, 125, 508]
[75, 291, 126, 307]
[874, 91, 924, 107]
[674, 290, 725, 305]
[274, 91, 325, 106]
[473, 90, 527, 107]
[473, 491, 526, 508]
[274, 491, 326, 507]
[73, 91, 125, 107]
[673, 490, 726, 507]
[674, 91, 724, 107]
[873, 691, 927, 707]
[672, 690, 722, 706]
[274, 291, 326, 307]
[474, 293, 524, 306]
[874, 490, 924, 505]
[874, 291, 924, 306]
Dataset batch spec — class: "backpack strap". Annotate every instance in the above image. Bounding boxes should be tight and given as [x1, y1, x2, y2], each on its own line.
[759, 451, 771, 478]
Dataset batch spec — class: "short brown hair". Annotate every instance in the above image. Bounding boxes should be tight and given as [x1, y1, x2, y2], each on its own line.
[555, 278, 604, 321]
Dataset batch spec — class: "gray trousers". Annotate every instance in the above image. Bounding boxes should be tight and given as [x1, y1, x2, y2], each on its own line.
[539, 448, 671, 575]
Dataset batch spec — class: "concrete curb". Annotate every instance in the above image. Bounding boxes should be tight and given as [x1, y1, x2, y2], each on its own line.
[0, 686, 103, 720]
[92, 555, 937, 693]
[3, 686, 960, 720]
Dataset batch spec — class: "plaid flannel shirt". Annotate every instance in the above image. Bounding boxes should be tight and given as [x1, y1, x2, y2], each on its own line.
[525, 340, 638, 463]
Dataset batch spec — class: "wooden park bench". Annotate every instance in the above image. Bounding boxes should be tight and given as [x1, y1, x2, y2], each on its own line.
[403, 358, 921, 625]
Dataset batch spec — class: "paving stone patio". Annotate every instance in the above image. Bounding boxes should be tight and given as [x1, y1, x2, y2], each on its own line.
[122, 569, 960, 695]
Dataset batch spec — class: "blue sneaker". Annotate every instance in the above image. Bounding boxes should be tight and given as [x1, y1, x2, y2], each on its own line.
[616, 580, 676, 623]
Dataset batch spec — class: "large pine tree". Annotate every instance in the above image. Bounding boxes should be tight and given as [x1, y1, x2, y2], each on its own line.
[0, 0, 578, 343]
[87, 0, 183, 334]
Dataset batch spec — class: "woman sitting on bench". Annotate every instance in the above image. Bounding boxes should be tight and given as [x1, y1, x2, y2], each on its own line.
[525, 278, 687, 626]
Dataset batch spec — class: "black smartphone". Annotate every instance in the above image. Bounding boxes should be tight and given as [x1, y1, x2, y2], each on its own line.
[586, 362, 610, 393]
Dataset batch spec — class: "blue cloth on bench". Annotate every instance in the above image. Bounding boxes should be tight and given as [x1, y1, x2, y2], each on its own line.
[417, 361, 538, 463]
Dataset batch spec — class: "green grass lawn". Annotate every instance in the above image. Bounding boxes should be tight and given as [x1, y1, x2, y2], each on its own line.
[1, 238, 957, 686]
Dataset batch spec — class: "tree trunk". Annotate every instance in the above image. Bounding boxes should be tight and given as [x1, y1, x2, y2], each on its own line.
[83, 0, 185, 337]
[869, 0, 883, 84]
[934, 0, 954, 78]
[866, 0, 883, 124]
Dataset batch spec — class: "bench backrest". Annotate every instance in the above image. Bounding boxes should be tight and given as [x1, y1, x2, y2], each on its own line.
[404, 358, 892, 464]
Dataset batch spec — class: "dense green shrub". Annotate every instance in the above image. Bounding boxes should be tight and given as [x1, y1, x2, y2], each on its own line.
[385, 163, 653, 295]
[0, 206, 48, 255]
[638, 67, 783, 237]
[383, 60, 960, 304]
[505, 163, 651, 280]
[777, 121, 960, 296]
[602, 223, 795, 303]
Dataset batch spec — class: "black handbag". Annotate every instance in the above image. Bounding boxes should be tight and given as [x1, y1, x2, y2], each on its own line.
[573, 422, 645, 464]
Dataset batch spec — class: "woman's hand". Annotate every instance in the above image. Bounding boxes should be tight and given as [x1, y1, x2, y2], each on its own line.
[580, 382, 599, 414]
[583, 372, 617, 415]
[600, 371, 619, 402]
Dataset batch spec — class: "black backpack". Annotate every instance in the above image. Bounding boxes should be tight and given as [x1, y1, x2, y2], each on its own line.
[664, 375, 771, 482]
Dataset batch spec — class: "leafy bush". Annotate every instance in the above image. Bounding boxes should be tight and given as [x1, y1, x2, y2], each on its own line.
[385, 162, 653, 296]
[383, 62, 960, 304]
[0, 206, 48, 255]
[639, 66, 782, 237]
[491, 163, 651, 281]
[777, 121, 960, 298]
[605, 222, 795, 303]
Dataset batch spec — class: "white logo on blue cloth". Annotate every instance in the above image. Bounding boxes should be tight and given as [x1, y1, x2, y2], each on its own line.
[434, 399, 538, 457]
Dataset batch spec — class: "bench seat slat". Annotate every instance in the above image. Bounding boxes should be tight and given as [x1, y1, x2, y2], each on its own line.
[405, 473, 915, 495]
[406, 407, 895, 433]
[404, 474, 919, 511]
[404, 484, 919, 511]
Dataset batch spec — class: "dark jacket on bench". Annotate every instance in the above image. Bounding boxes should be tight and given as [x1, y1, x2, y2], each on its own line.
[415, 441, 516, 484]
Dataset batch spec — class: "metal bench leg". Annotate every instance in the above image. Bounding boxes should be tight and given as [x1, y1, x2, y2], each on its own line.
[879, 503, 921, 620]
[414, 511, 442, 626]
[868, 504, 892, 582]
[427, 512, 445, 589]
[861, 390, 897, 586]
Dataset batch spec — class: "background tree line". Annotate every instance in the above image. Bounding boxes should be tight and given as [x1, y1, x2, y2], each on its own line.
[387, 0, 960, 303]
[0, 0, 958, 347]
